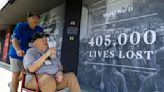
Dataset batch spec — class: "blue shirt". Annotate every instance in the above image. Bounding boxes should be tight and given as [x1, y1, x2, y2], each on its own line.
[9, 22, 43, 60]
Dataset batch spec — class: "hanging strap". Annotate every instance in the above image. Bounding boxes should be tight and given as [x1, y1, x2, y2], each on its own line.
[24, 68, 40, 92]
[34, 74, 40, 92]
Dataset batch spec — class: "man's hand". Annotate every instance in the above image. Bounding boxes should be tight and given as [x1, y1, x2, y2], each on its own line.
[55, 71, 63, 83]
[16, 50, 25, 56]
[45, 48, 56, 57]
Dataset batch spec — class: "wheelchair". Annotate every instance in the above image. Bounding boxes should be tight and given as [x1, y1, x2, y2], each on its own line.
[20, 67, 67, 92]
[21, 67, 40, 92]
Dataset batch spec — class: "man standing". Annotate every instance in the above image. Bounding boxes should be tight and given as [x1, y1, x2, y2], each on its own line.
[139, 47, 164, 92]
[9, 12, 43, 92]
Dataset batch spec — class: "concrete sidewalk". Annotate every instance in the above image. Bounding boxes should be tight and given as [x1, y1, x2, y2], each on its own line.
[0, 67, 12, 92]
[0, 62, 24, 92]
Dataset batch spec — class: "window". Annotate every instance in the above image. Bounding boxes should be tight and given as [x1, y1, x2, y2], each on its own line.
[0, 0, 9, 10]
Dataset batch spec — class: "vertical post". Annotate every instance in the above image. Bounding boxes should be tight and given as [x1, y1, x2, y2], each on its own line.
[61, 0, 82, 74]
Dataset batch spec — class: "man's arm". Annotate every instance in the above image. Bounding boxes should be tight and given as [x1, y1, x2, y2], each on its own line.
[12, 23, 25, 56]
[54, 57, 64, 83]
[28, 53, 49, 73]
[57, 59, 63, 72]
[12, 38, 25, 56]
[12, 38, 21, 51]
[27, 48, 54, 73]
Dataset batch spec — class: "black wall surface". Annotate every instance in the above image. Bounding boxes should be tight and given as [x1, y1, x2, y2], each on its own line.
[6, 25, 15, 64]
[77, 0, 164, 92]
[61, 0, 82, 74]
[0, 31, 6, 60]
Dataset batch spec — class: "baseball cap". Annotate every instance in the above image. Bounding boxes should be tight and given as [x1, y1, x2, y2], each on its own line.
[30, 32, 49, 43]
[27, 12, 40, 18]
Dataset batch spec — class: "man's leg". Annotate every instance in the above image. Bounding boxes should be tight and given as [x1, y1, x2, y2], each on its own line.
[10, 57, 22, 92]
[8, 70, 22, 92]
[12, 72, 21, 92]
[25, 74, 56, 92]
[57, 72, 81, 92]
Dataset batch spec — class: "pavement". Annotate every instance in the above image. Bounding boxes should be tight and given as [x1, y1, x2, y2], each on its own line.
[0, 66, 12, 92]
[0, 62, 23, 92]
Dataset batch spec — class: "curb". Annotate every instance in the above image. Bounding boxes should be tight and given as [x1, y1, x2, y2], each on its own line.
[0, 62, 10, 71]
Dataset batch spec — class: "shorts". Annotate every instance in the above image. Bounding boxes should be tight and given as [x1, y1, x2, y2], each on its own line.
[10, 57, 22, 72]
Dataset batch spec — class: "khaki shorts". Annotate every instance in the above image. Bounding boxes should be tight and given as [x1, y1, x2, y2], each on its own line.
[10, 57, 22, 72]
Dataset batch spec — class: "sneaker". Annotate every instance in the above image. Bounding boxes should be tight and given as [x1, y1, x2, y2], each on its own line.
[8, 82, 11, 88]
[8, 82, 12, 92]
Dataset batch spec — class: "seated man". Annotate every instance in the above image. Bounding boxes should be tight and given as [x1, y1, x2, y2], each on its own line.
[23, 32, 81, 92]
